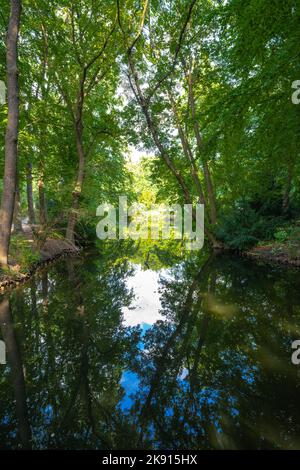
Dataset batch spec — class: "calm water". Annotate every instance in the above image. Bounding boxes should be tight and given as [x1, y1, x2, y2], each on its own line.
[1, 242, 300, 450]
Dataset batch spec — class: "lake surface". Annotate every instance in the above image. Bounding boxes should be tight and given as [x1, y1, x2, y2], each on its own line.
[1, 242, 300, 450]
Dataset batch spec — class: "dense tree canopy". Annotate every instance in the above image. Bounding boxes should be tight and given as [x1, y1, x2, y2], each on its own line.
[0, 0, 299, 264]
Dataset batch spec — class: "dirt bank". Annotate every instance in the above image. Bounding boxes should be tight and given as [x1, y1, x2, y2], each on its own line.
[242, 244, 300, 267]
[0, 239, 79, 293]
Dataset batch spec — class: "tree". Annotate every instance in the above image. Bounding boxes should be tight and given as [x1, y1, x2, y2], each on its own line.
[0, 0, 22, 267]
[119, 0, 222, 247]
[46, 1, 119, 244]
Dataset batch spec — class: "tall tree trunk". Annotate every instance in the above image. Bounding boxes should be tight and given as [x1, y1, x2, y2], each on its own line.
[38, 173, 47, 227]
[26, 161, 35, 224]
[168, 91, 207, 208]
[128, 58, 221, 248]
[0, 0, 22, 267]
[0, 297, 31, 449]
[12, 171, 23, 233]
[56, 21, 114, 246]
[187, 70, 217, 226]
[66, 122, 85, 245]
[36, 23, 48, 233]
[168, 92, 222, 246]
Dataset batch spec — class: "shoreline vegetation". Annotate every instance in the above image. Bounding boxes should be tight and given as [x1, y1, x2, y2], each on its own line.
[0, 232, 299, 294]
[0, 231, 79, 292]
[0, 1, 299, 285]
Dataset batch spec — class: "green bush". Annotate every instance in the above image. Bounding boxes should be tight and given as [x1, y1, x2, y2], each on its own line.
[18, 246, 40, 270]
[215, 201, 284, 250]
[9, 236, 40, 272]
[274, 228, 289, 243]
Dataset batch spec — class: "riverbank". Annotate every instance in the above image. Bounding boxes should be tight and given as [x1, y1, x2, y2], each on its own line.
[242, 243, 300, 267]
[1, 234, 299, 295]
[0, 236, 79, 293]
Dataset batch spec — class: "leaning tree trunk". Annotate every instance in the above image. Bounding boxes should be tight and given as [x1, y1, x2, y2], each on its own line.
[0, 0, 22, 267]
[128, 58, 192, 205]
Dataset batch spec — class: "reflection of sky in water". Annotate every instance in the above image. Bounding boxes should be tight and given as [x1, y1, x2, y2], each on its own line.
[122, 265, 170, 327]
[121, 265, 170, 409]
[120, 371, 140, 409]
[121, 322, 151, 409]
[120, 265, 258, 417]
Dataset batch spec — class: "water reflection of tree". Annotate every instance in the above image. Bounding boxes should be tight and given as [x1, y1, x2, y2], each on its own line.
[0, 297, 31, 449]
[0, 253, 140, 449]
[1, 250, 300, 450]
[129, 255, 300, 450]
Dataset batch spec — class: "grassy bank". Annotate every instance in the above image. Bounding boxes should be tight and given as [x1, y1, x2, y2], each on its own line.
[0, 229, 79, 291]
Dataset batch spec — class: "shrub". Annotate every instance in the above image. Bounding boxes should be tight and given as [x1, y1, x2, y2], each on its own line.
[215, 201, 284, 250]
[9, 236, 40, 273]
[274, 228, 289, 243]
